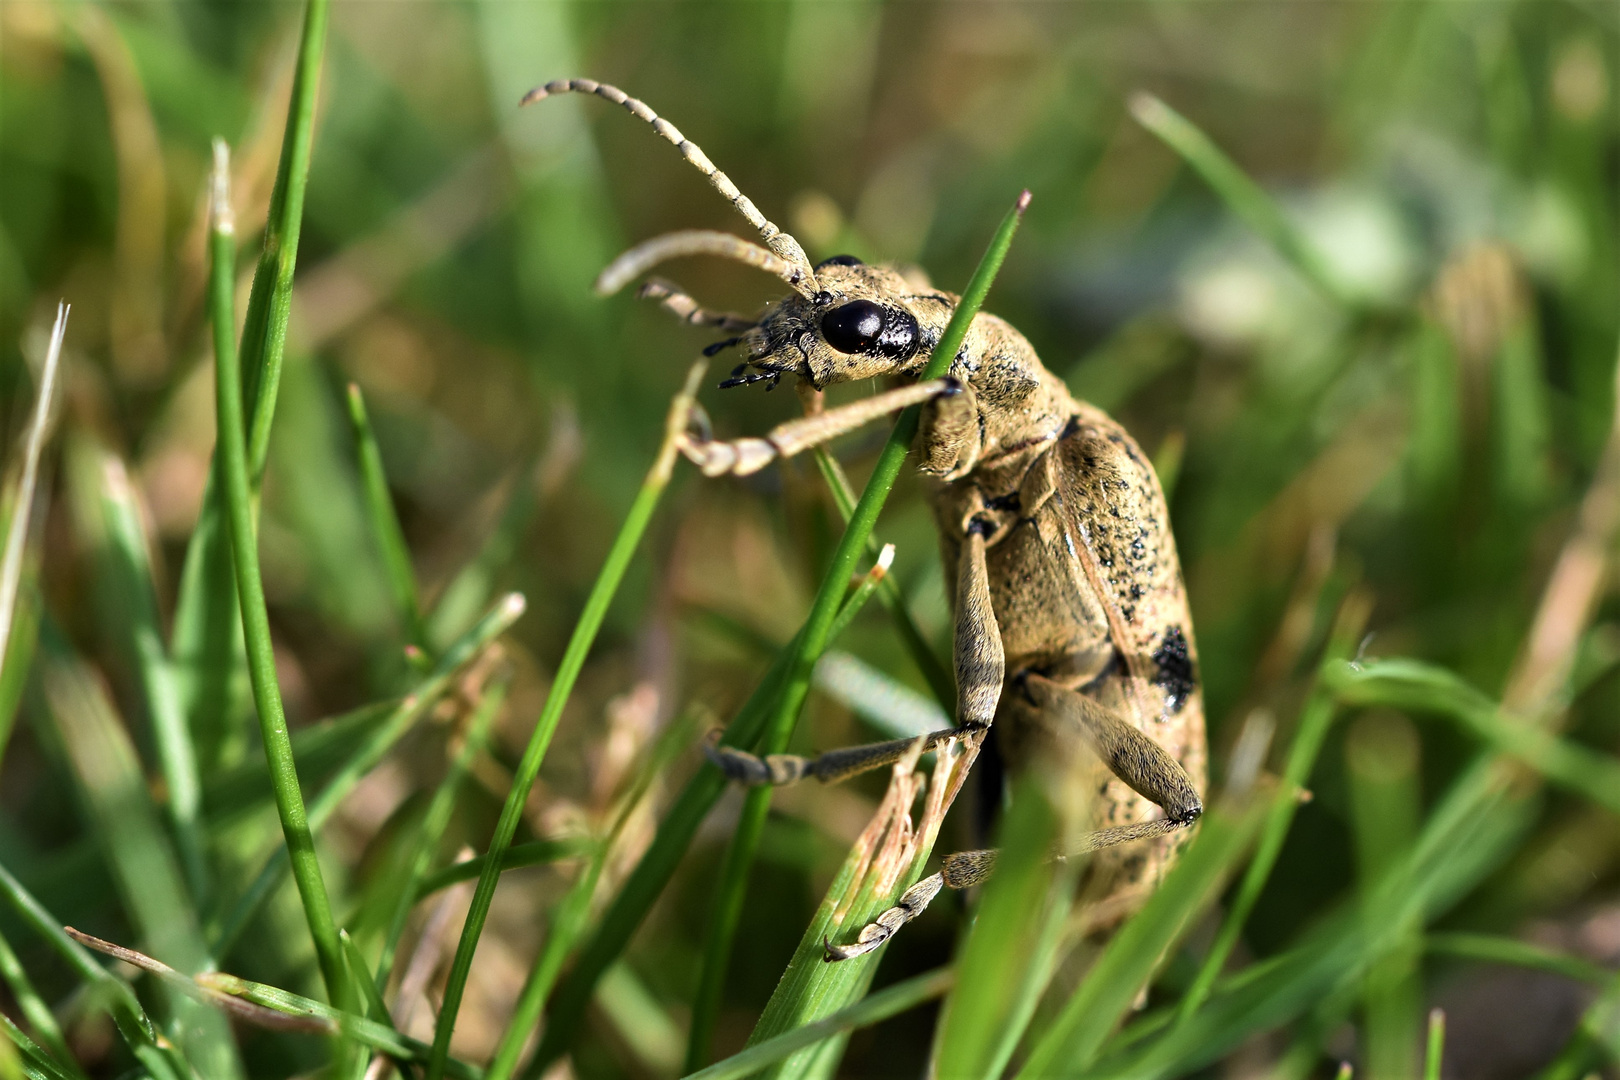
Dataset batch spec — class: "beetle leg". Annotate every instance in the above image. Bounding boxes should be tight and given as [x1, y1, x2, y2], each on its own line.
[679, 378, 960, 476]
[709, 505, 1005, 787]
[1022, 672, 1204, 829]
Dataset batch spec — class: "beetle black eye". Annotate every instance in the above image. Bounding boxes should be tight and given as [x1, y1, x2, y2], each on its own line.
[815, 254, 864, 270]
[821, 300, 886, 354]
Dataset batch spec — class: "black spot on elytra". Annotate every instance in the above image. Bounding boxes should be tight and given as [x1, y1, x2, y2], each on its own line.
[1152, 625, 1197, 714]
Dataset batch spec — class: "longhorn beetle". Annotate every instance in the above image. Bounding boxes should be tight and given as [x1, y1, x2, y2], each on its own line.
[521, 79, 1207, 957]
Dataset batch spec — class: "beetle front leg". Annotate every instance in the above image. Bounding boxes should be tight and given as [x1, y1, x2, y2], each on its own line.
[707, 502, 1006, 786]
[679, 378, 959, 476]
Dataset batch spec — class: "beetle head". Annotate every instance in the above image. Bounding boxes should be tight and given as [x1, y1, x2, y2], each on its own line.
[723, 256, 953, 390]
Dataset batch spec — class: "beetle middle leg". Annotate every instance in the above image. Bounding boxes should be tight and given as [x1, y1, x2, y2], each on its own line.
[708, 507, 1005, 786]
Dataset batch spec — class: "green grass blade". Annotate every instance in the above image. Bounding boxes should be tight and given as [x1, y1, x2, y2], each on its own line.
[426, 363, 707, 1080]
[1423, 1009, 1445, 1080]
[810, 448, 953, 713]
[683, 192, 1028, 1077]
[1426, 932, 1610, 984]
[1177, 597, 1368, 1021]
[684, 546, 894, 1073]
[1327, 658, 1620, 815]
[0, 1014, 71, 1080]
[1129, 94, 1353, 308]
[79, 448, 209, 904]
[0, 304, 66, 769]
[169, 0, 330, 772]
[528, 189, 1029, 1074]
[0, 861, 159, 1057]
[0, 303, 64, 696]
[930, 777, 1075, 1080]
[526, 636, 798, 1076]
[1346, 712, 1423, 1080]
[1016, 787, 1270, 1078]
[410, 839, 584, 902]
[0, 930, 76, 1073]
[210, 592, 525, 955]
[37, 634, 241, 1079]
[209, 141, 347, 1008]
[374, 677, 509, 987]
[683, 967, 952, 1080]
[344, 383, 427, 653]
[489, 702, 699, 1079]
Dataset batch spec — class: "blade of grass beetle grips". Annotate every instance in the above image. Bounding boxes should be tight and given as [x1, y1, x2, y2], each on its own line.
[680, 191, 1028, 1076]
[1128, 94, 1355, 309]
[1176, 596, 1370, 1023]
[683, 967, 954, 1080]
[425, 361, 708, 1080]
[209, 591, 525, 955]
[812, 447, 954, 713]
[169, 0, 329, 776]
[346, 383, 429, 656]
[38, 634, 242, 1079]
[528, 190, 1028, 1077]
[487, 705, 703, 1079]
[0, 930, 75, 1073]
[209, 140, 349, 1013]
[683, 545, 893, 1073]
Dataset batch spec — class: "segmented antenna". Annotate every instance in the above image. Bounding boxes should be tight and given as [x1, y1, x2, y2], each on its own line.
[520, 79, 818, 296]
[596, 230, 807, 296]
[635, 279, 755, 332]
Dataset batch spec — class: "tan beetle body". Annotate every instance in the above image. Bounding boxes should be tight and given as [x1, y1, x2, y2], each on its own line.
[523, 80, 1206, 948]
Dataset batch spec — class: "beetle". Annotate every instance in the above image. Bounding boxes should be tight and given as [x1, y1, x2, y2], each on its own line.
[521, 80, 1206, 957]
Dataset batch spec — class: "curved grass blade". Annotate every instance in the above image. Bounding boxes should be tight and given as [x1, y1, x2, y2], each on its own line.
[210, 592, 525, 955]
[426, 362, 708, 1079]
[0, 863, 162, 1060]
[345, 383, 428, 654]
[0, 930, 75, 1074]
[1129, 94, 1353, 308]
[209, 139, 347, 1007]
[1176, 595, 1370, 1022]
[0, 304, 67, 768]
[38, 634, 242, 1079]
[684, 967, 952, 1080]
[683, 192, 1029, 1076]
[170, 0, 330, 772]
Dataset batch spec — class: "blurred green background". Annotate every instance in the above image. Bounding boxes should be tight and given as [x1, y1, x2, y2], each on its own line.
[2, 2, 1618, 1077]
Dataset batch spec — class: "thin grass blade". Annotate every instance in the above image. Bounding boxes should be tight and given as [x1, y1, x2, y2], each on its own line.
[426, 362, 707, 1079]
[345, 383, 427, 653]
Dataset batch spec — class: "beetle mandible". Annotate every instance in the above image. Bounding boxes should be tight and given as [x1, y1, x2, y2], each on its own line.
[521, 79, 1206, 957]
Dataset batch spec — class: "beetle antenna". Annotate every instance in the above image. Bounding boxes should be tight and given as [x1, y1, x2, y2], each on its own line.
[600, 230, 808, 297]
[634, 278, 755, 332]
[521, 79, 817, 294]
